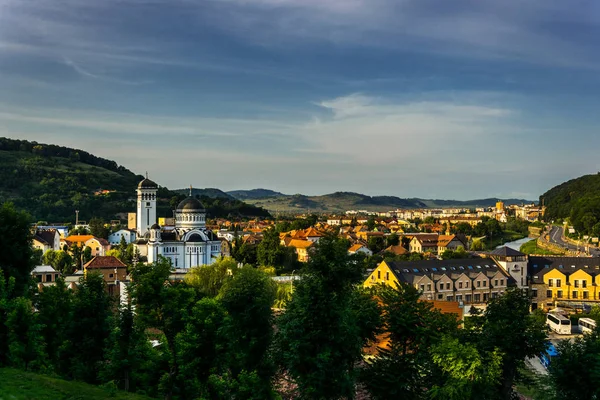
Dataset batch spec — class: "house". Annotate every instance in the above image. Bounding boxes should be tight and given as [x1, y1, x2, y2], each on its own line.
[383, 244, 409, 256]
[31, 265, 60, 289]
[528, 256, 600, 311]
[83, 256, 128, 297]
[489, 246, 528, 288]
[287, 239, 314, 262]
[348, 243, 373, 257]
[437, 235, 465, 254]
[364, 258, 513, 304]
[108, 229, 137, 246]
[409, 234, 439, 254]
[32, 229, 61, 254]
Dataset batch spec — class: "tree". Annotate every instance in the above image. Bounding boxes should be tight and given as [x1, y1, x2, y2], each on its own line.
[83, 246, 93, 264]
[386, 233, 400, 247]
[276, 237, 371, 399]
[550, 330, 600, 400]
[368, 236, 386, 253]
[176, 298, 228, 398]
[89, 217, 109, 239]
[70, 243, 83, 271]
[61, 272, 113, 383]
[367, 216, 376, 231]
[478, 289, 548, 399]
[257, 228, 297, 273]
[184, 257, 237, 297]
[440, 246, 468, 260]
[0, 202, 35, 296]
[0, 275, 15, 366]
[35, 277, 72, 370]
[218, 266, 277, 397]
[361, 283, 459, 399]
[129, 258, 197, 398]
[42, 250, 73, 274]
[102, 304, 159, 394]
[5, 296, 45, 371]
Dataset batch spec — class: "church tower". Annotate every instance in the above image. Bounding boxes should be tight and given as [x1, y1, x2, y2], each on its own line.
[137, 175, 158, 237]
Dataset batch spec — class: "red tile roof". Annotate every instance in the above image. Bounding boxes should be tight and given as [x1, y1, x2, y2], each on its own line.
[84, 256, 127, 269]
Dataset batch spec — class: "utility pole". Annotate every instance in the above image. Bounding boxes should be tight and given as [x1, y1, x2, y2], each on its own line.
[75, 210, 79, 226]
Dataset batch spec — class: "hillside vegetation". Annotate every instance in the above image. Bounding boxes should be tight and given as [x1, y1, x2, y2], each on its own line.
[236, 190, 533, 214]
[0, 368, 153, 400]
[0, 138, 269, 222]
[541, 172, 600, 235]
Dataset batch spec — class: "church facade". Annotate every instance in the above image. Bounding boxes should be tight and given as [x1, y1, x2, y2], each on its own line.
[134, 177, 221, 269]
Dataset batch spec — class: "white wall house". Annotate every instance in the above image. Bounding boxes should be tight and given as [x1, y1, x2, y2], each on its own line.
[108, 229, 137, 246]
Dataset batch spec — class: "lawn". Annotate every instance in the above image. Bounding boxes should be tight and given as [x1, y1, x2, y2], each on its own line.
[520, 239, 563, 255]
[0, 368, 153, 400]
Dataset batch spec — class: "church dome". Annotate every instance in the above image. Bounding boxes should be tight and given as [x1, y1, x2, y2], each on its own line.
[177, 197, 204, 210]
[138, 178, 158, 189]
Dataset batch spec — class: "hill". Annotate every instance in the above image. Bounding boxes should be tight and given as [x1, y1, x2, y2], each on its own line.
[0, 138, 270, 222]
[227, 188, 286, 200]
[0, 368, 153, 400]
[233, 190, 533, 214]
[541, 172, 600, 235]
[174, 187, 234, 200]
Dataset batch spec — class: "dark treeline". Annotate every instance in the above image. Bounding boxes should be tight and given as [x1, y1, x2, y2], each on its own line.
[2, 202, 599, 399]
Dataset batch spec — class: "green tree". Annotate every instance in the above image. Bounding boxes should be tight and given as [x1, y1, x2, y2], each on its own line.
[89, 217, 109, 239]
[386, 233, 400, 247]
[6, 296, 45, 371]
[102, 304, 159, 394]
[219, 266, 277, 398]
[42, 249, 73, 274]
[257, 228, 297, 273]
[129, 258, 197, 398]
[276, 237, 369, 399]
[368, 236, 386, 253]
[0, 275, 15, 366]
[478, 289, 548, 399]
[176, 298, 228, 398]
[184, 257, 237, 297]
[70, 243, 83, 271]
[550, 330, 600, 400]
[83, 246, 93, 264]
[61, 272, 113, 383]
[361, 283, 459, 400]
[35, 277, 72, 370]
[367, 216, 376, 231]
[0, 202, 35, 296]
[440, 246, 468, 260]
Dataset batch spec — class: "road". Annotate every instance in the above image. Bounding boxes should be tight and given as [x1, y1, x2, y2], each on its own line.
[547, 226, 600, 257]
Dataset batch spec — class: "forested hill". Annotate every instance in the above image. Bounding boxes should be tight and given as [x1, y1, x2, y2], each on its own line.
[541, 172, 600, 234]
[0, 138, 270, 222]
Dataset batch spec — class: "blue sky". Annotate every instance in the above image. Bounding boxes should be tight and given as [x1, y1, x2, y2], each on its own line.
[1, 0, 600, 200]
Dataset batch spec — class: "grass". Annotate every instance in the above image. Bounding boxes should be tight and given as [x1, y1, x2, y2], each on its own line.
[0, 368, 153, 400]
[520, 239, 563, 255]
[483, 230, 526, 250]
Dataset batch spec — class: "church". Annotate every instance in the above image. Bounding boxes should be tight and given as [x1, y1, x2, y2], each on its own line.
[133, 177, 221, 269]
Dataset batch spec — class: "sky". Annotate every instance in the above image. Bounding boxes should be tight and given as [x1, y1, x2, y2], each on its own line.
[1, 0, 600, 200]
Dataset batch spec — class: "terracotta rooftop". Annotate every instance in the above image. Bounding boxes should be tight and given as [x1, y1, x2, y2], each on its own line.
[84, 256, 127, 269]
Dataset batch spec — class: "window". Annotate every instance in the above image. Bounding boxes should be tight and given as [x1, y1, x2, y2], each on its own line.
[583, 280, 587, 288]
[420, 284, 425, 291]
[385, 272, 389, 281]
[146, 202, 150, 206]
[583, 291, 589, 299]
[377, 271, 381, 279]
[494, 279, 498, 286]
[45, 274, 52, 282]
[548, 279, 553, 287]
[500, 279, 504, 286]
[557, 290, 563, 299]
[459, 282, 463, 289]
[466, 281, 469, 288]
[438, 294, 443, 300]
[439, 283, 444, 290]
[109, 274, 114, 279]
[446, 283, 450, 290]
[477, 281, 481, 288]
[427, 284, 431, 291]
[574, 280, 579, 288]
[573, 291, 578, 299]
[556, 279, 561, 287]
[36, 275, 42, 282]
[446, 296, 453, 301]
[456, 295, 462, 301]
[474, 293, 481, 302]
[483, 293, 489, 301]
[483, 280, 487, 287]
[546, 290, 553, 298]
[532, 289, 538, 298]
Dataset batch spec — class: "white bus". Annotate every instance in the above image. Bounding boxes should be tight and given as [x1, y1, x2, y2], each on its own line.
[546, 312, 571, 335]
[578, 317, 596, 334]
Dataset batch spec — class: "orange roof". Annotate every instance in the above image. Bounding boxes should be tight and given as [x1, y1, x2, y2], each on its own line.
[384, 245, 408, 255]
[349, 243, 366, 252]
[288, 239, 313, 249]
[65, 235, 94, 243]
[429, 300, 464, 320]
[304, 227, 324, 237]
[84, 256, 126, 269]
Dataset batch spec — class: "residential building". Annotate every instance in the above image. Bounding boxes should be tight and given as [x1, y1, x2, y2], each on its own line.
[348, 243, 373, 257]
[32, 265, 60, 289]
[364, 258, 513, 304]
[83, 256, 128, 297]
[108, 229, 137, 246]
[32, 229, 61, 254]
[489, 247, 528, 288]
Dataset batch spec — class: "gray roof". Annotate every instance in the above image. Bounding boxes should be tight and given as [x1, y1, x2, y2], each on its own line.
[489, 246, 526, 257]
[528, 256, 600, 284]
[386, 258, 513, 284]
[177, 197, 205, 211]
[32, 265, 57, 273]
[138, 178, 158, 189]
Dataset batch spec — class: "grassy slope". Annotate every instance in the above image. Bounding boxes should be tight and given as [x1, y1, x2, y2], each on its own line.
[520, 239, 563, 255]
[0, 368, 153, 400]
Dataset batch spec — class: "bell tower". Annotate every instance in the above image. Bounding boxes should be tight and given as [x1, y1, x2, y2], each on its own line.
[136, 174, 158, 237]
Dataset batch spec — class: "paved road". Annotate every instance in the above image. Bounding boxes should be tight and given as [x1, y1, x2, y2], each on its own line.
[547, 226, 600, 257]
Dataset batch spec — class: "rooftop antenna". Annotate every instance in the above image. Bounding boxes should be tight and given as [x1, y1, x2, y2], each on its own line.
[189, 185, 193, 197]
